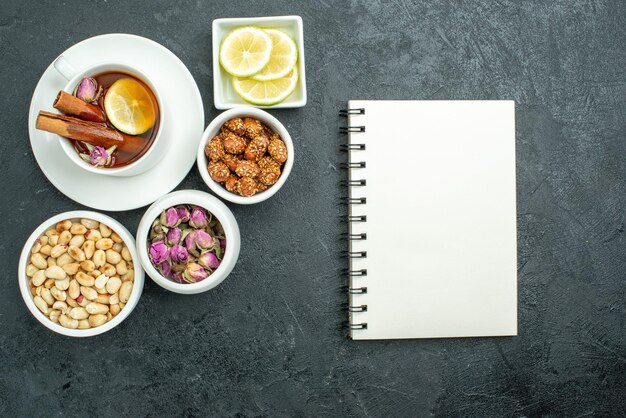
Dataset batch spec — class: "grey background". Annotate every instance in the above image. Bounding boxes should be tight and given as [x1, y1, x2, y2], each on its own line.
[1, 0, 625, 416]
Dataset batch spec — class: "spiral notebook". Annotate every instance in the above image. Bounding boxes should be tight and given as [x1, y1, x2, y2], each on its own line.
[342, 100, 517, 340]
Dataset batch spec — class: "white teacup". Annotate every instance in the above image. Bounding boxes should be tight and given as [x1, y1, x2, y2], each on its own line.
[53, 56, 167, 177]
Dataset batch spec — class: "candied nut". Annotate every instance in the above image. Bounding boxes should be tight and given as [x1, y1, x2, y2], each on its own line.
[256, 181, 269, 192]
[205, 136, 225, 161]
[222, 117, 245, 136]
[244, 135, 269, 161]
[222, 153, 242, 172]
[243, 117, 264, 138]
[258, 156, 280, 172]
[221, 131, 247, 154]
[258, 169, 280, 186]
[208, 161, 231, 183]
[224, 175, 239, 193]
[268, 137, 288, 163]
[235, 160, 260, 178]
[238, 177, 258, 197]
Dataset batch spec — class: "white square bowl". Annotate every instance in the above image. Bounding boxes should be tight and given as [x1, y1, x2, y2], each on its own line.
[212, 15, 307, 109]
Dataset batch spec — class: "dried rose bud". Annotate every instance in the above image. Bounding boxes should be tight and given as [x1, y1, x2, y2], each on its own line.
[222, 118, 245, 136]
[176, 206, 191, 223]
[205, 136, 225, 161]
[189, 207, 209, 228]
[171, 272, 185, 283]
[89, 146, 109, 167]
[185, 230, 197, 251]
[221, 131, 247, 154]
[166, 227, 182, 245]
[268, 137, 288, 163]
[220, 239, 226, 250]
[159, 261, 173, 278]
[170, 244, 189, 263]
[208, 161, 231, 183]
[74, 77, 102, 103]
[160, 207, 181, 228]
[235, 160, 260, 178]
[238, 177, 258, 197]
[183, 263, 208, 283]
[243, 117, 264, 139]
[149, 240, 169, 264]
[222, 153, 242, 172]
[194, 230, 214, 250]
[198, 251, 221, 269]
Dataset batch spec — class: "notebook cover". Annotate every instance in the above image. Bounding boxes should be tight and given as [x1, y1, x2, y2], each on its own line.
[347, 100, 517, 340]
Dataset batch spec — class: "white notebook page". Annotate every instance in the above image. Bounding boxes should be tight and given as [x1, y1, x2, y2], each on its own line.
[348, 100, 517, 340]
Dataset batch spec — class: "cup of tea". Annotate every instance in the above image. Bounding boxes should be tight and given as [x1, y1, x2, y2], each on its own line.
[51, 56, 167, 177]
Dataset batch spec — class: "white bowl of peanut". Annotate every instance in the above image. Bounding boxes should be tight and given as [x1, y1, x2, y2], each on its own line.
[18, 211, 144, 337]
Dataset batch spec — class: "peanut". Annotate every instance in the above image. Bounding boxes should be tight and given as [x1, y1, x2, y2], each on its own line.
[49, 310, 61, 323]
[122, 269, 134, 282]
[56, 252, 74, 267]
[99, 223, 112, 238]
[52, 301, 68, 314]
[50, 287, 66, 301]
[50, 244, 68, 258]
[68, 279, 80, 299]
[47, 257, 56, 268]
[75, 271, 95, 287]
[45, 265, 66, 280]
[88, 314, 107, 327]
[86, 302, 109, 315]
[109, 293, 120, 305]
[80, 286, 98, 301]
[115, 260, 127, 276]
[94, 274, 109, 289]
[41, 288, 54, 305]
[119, 281, 133, 303]
[102, 264, 116, 277]
[62, 262, 80, 276]
[43, 278, 55, 289]
[58, 230, 72, 245]
[110, 304, 121, 316]
[95, 294, 110, 304]
[45, 229, 58, 238]
[106, 277, 122, 294]
[69, 234, 85, 248]
[80, 218, 99, 229]
[69, 307, 89, 320]
[70, 223, 87, 235]
[40, 236, 49, 246]
[78, 319, 91, 329]
[83, 240, 95, 259]
[112, 243, 123, 253]
[32, 270, 46, 286]
[121, 247, 132, 261]
[85, 229, 102, 242]
[34, 296, 49, 314]
[80, 260, 95, 272]
[110, 232, 123, 243]
[105, 249, 121, 265]
[26, 264, 39, 277]
[49, 235, 59, 246]
[31, 253, 47, 269]
[68, 245, 86, 262]
[66, 296, 78, 308]
[59, 314, 78, 329]
[96, 238, 113, 250]
[56, 220, 72, 232]
[55, 277, 70, 291]
[31, 239, 42, 254]
[93, 249, 106, 268]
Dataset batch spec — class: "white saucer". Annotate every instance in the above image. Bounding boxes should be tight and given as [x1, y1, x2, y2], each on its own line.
[28, 33, 204, 211]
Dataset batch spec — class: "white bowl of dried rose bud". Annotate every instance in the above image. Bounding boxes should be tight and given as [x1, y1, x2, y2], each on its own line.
[136, 190, 241, 294]
[196, 107, 294, 204]
[18, 211, 144, 337]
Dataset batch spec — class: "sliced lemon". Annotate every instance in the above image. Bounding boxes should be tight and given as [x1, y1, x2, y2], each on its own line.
[233, 67, 299, 106]
[219, 27, 273, 77]
[104, 78, 156, 135]
[250, 29, 298, 81]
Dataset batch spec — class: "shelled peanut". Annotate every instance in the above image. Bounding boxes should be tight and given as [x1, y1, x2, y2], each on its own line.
[26, 218, 134, 329]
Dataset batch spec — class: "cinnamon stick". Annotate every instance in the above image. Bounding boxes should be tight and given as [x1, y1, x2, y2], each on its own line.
[53, 91, 106, 123]
[36, 111, 145, 153]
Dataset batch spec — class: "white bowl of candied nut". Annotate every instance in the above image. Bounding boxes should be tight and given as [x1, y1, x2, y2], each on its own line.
[18, 211, 144, 337]
[196, 107, 294, 204]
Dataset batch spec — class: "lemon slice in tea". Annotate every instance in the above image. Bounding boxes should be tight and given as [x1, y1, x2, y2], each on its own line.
[251, 29, 298, 81]
[219, 27, 273, 77]
[104, 78, 157, 135]
[233, 66, 299, 106]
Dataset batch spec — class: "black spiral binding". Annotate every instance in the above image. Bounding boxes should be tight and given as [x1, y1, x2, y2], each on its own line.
[340, 106, 368, 334]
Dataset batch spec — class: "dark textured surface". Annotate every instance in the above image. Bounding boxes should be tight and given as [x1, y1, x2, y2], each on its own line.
[1, 0, 625, 416]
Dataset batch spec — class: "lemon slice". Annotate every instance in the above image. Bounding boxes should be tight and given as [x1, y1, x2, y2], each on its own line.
[250, 29, 298, 81]
[219, 27, 273, 77]
[233, 67, 299, 106]
[104, 78, 156, 135]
